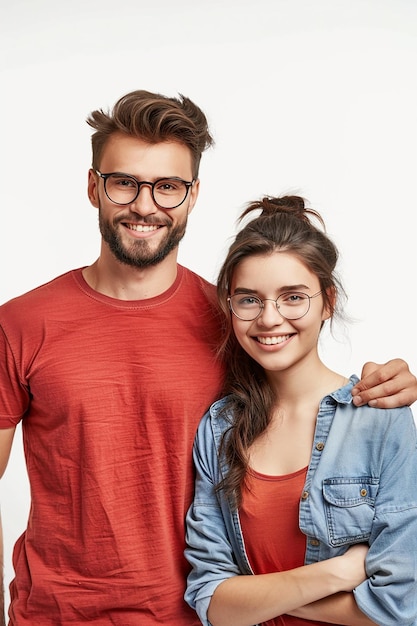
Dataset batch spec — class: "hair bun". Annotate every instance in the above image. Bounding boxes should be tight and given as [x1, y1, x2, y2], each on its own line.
[239, 195, 325, 230]
[261, 195, 305, 215]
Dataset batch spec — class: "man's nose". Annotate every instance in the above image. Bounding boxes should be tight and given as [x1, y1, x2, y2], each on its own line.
[129, 184, 158, 216]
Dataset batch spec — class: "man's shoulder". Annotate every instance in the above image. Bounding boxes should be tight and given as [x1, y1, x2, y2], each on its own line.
[178, 265, 219, 310]
[0, 269, 82, 315]
[179, 265, 216, 291]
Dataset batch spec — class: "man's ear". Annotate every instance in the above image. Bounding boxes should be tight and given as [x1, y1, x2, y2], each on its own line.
[87, 169, 100, 208]
[187, 178, 200, 215]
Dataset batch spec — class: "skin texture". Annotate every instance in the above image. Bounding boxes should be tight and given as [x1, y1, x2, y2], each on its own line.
[85, 133, 199, 301]
[208, 546, 371, 626]
[352, 359, 417, 408]
[230, 252, 331, 384]
[0, 427, 15, 626]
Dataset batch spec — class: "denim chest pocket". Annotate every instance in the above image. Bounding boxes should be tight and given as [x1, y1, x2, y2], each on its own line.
[322, 477, 379, 546]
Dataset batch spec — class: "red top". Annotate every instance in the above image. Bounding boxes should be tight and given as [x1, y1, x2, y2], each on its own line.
[240, 467, 327, 626]
[0, 266, 224, 625]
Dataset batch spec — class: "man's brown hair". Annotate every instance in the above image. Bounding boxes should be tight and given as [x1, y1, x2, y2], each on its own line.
[86, 90, 214, 178]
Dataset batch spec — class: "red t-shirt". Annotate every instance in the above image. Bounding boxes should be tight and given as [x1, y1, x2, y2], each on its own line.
[0, 266, 224, 625]
[240, 468, 327, 626]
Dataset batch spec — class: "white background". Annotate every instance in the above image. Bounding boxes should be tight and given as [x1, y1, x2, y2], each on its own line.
[1, 0, 416, 612]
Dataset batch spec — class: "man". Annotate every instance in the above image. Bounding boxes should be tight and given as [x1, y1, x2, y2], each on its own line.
[0, 89, 416, 625]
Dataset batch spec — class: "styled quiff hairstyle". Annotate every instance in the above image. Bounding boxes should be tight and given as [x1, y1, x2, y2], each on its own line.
[86, 90, 214, 178]
[216, 195, 346, 507]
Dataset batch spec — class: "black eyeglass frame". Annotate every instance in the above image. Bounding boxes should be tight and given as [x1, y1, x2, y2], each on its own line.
[227, 290, 323, 321]
[95, 170, 195, 209]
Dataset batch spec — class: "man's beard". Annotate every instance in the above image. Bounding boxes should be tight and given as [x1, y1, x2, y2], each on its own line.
[98, 210, 188, 268]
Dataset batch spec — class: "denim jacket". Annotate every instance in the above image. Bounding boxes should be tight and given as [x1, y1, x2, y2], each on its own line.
[185, 376, 417, 626]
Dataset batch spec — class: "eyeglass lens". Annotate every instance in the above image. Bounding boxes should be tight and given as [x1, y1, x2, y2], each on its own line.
[104, 174, 190, 208]
[229, 292, 312, 321]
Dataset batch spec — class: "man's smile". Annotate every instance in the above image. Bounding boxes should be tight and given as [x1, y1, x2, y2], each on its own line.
[125, 223, 161, 233]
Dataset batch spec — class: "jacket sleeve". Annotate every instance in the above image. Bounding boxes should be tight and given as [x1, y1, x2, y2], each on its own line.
[184, 412, 246, 626]
[353, 406, 417, 625]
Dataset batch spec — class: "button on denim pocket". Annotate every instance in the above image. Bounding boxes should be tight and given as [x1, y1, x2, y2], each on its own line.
[322, 477, 379, 546]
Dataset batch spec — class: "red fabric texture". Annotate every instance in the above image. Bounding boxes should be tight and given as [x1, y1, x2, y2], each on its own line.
[0, 266, 224, 625]
[240, 467, 326, 626]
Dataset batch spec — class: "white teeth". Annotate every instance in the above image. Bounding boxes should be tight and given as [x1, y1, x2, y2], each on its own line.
[126, 224, 159, 232]
[257, 335, 291, 345]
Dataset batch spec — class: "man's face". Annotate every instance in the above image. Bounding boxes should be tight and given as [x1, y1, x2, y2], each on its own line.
[88, 133, 199, 268]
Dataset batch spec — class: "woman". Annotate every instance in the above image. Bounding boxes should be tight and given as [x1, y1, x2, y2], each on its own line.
[185, 196, 417, 626]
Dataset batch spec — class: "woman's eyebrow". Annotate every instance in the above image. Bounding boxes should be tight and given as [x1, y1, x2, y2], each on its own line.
[232, 284, 310, 294]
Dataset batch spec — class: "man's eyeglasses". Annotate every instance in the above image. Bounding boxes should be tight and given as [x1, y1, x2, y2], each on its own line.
[96, 171, 195, 209]
[228, 291, 323, 321]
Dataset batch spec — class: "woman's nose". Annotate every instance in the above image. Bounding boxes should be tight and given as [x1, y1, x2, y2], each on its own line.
[257, 299, 285, 326]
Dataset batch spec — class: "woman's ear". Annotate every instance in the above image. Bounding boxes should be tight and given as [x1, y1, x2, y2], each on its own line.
[322, 286, 336, 322]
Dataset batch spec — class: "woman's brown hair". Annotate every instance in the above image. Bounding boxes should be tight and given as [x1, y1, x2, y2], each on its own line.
[216, 195, 346, 507]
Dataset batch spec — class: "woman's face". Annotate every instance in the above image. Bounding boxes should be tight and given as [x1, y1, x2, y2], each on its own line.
[229, 251, 331, 376]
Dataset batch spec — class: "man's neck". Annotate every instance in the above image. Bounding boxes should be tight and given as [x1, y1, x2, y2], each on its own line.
[82, 252, 179, 301]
